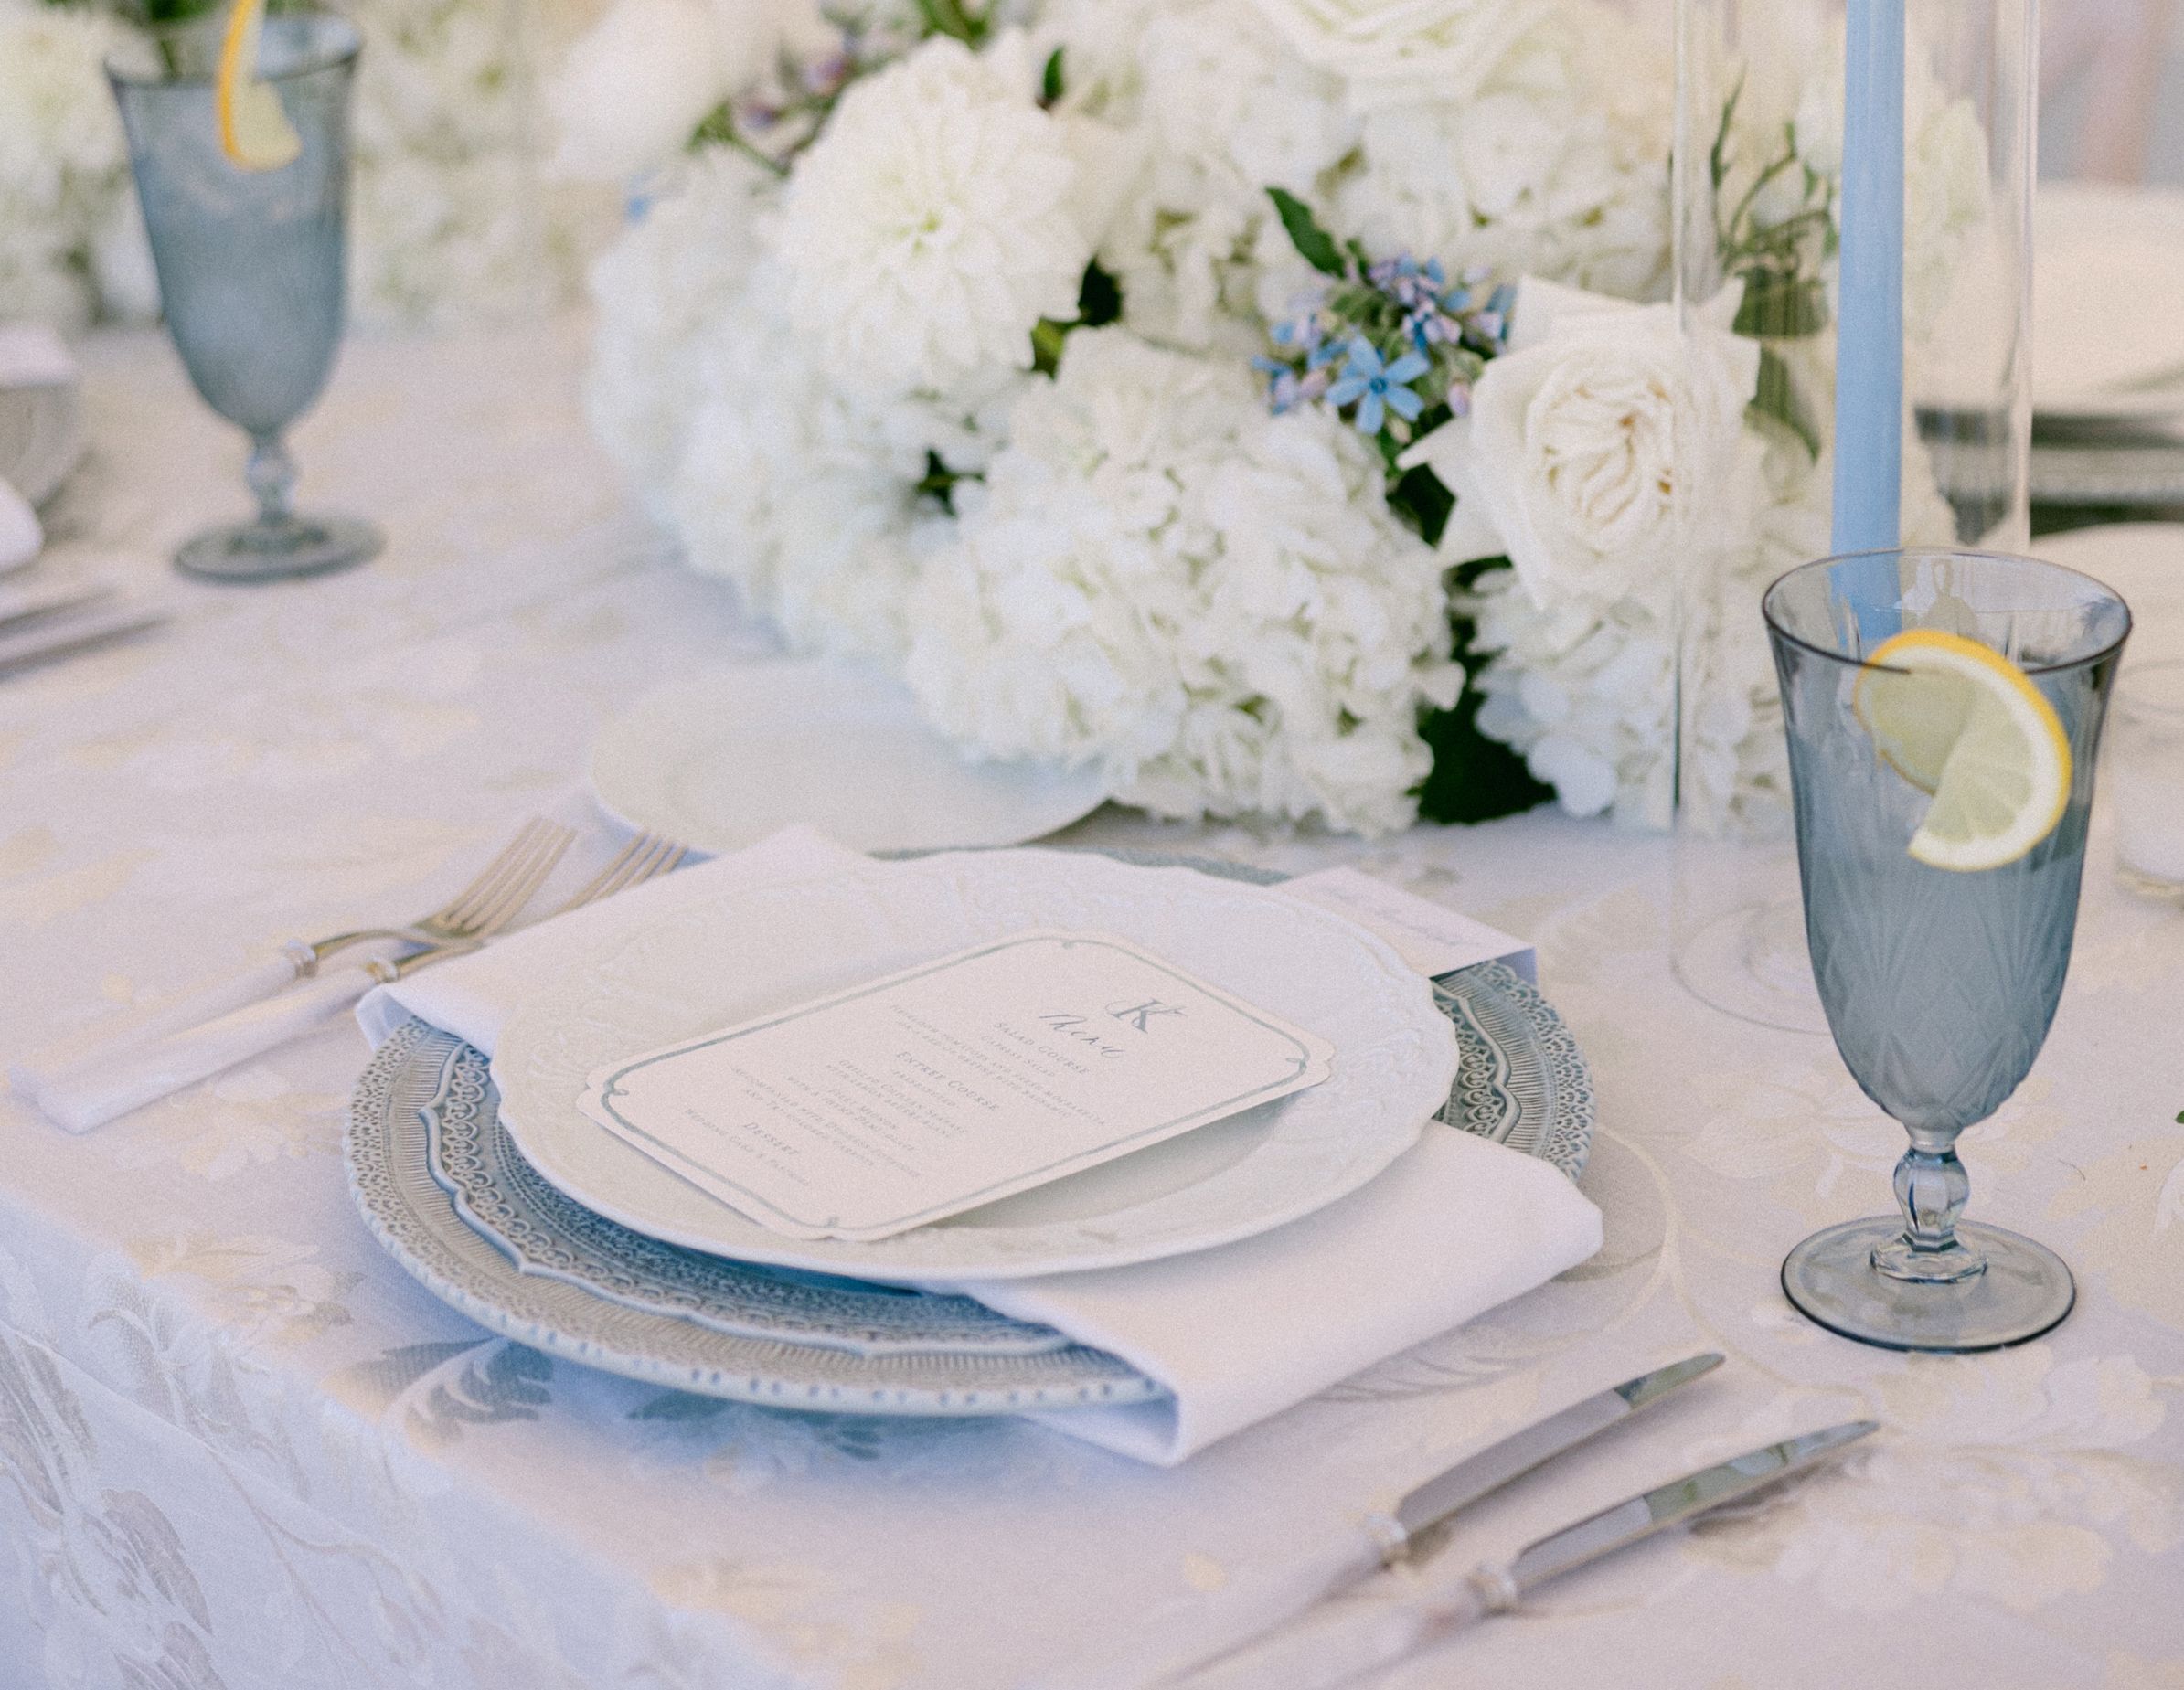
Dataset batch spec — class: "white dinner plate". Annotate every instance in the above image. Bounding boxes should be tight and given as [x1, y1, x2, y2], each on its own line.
[2033, 184, 2184, 422]
[588, 660, 1110, 855]
[2034, 523, 2184, 663]
[493, 849, 1458, 1282]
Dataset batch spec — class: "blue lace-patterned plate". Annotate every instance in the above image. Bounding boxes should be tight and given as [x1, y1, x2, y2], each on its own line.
[344, 863, 1593, 1416]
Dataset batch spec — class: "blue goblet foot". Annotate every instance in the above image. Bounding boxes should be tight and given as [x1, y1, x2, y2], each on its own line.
[176, 512, 380, 582]
[1783, 1218, 2075, 1353]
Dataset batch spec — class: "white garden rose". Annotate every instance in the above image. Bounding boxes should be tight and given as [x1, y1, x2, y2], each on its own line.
[906, 328, 1460, 834]
[777, 30, 1100, 405]
[1403, 277, 1763, 611]
[1247, 0, 1535, 105]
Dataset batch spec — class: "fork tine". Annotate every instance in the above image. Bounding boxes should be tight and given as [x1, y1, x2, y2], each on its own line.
[422, 818, 556, 934]
[551, 830, 651, 915]
[550, 833, 687, 917]
[597, 834, 685, 902]
[455, 824, 574, 940]
[442, 822, 573, 937]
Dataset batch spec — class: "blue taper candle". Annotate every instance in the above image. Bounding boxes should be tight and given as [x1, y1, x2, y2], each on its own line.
[1829, 0, 1906, 555]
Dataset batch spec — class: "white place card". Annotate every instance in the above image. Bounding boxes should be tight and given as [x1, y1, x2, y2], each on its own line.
[1277, 866, 1536, 983]
[578, 930, 1335, 1241]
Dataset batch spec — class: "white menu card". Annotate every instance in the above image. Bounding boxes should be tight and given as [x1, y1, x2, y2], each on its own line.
[578, 930, 1335, 1241]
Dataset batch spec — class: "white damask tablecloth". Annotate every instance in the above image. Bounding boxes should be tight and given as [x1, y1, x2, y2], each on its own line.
[1, 325, 2179, 1690]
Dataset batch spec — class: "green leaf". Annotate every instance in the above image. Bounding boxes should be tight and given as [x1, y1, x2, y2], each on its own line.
[1733, 269, 1828, 339]
[1415, 558, 1555, 825]
[1387, 461, 1454, 549]
[1265, 187, 1346, 279]
[1030, 318, 1070, 376]
[1077, 259, 1122, 327]
[1746, 345, 1819, 460]
[1040, 46, 1064, 107]
[914, 0, 986, 43]
[917, 449, 971, 512]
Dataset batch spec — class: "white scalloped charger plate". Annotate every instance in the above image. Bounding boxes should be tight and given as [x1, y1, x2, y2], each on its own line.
[588, 661, 1111, 855]
[493, 849, 1459, 1283]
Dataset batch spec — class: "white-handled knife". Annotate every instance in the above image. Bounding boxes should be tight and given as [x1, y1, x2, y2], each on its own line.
[1174, 1419, 1878, 1690]
[1358, 1351, 1724, 1571]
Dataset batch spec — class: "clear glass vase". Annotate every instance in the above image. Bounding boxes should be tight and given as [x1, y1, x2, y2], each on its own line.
[1668, 0, 2038, 1032]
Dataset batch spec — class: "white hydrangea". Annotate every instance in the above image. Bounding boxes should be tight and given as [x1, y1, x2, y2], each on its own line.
[905, 328, 1460, 835]
[776, 30, 1099, 405]
[584, 149, 776, 515]
[1331, 0, 1672, 300]
[666, 264, 1019, 663]
[346, 0, 572, 325]
[1077, 0, 1353, 356]
[0, 0, 138, 328]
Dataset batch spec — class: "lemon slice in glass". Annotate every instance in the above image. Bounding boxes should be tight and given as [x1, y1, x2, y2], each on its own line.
[1852, 629, 2073, 872]
[216, 0, 303, 172]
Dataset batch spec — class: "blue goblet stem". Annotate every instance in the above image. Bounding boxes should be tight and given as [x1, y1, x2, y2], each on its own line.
[247, 432, 297, 527]
[1879, 1136, 1980, 1283]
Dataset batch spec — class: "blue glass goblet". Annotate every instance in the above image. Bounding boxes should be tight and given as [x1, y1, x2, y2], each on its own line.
[1764, 549, 2130, 1352]
[108, 14, 380, 582]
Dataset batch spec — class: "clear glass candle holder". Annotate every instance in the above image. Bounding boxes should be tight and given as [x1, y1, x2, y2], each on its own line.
[2112, 659, 2184, 898]
[1667, 0, 2039, 1035]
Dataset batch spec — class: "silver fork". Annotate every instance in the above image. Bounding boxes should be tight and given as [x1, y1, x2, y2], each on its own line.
[35, 830, 690, 1133]
[353, 828, 688, 987]
[12, 817, 575, 1095]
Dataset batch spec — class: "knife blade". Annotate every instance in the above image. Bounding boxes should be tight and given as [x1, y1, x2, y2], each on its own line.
[1493, 1417, 1878, 1599]
[0, 585, 112, 637]
[0, 611, 168, 681]
[1170, 1419, 1877, 1690]
[1368, 1351, 1723, 1564]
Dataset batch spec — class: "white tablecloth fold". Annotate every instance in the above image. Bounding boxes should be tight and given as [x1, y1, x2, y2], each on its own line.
[356, 829, 1603, 1465]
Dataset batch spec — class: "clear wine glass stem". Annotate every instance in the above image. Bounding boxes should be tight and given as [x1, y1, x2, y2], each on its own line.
[247, 431, 297, 527]
[1874, 1134, 1984, 1283]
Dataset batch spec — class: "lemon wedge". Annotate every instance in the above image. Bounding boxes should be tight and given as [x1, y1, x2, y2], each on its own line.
[1852, 629, 2072, 872]
[216, 0, 303, 172]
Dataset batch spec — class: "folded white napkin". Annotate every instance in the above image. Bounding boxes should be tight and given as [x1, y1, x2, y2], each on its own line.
[357, 830, 1603, 1465]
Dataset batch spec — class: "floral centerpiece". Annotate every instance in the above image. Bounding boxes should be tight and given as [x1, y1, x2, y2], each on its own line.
[562, 0, 1969, 836]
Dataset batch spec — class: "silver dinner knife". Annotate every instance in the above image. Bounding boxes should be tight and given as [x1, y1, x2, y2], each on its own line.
[1173, 1419, 1880, 1690]
[1358, 1351, 1723, 1570]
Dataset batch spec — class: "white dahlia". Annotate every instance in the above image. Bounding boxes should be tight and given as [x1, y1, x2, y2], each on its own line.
[776, 30, 1098, 404]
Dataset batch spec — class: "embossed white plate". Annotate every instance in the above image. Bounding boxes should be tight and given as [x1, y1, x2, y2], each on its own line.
[587, 661, 1111, 855]
[494, 849, 1459, 1282]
